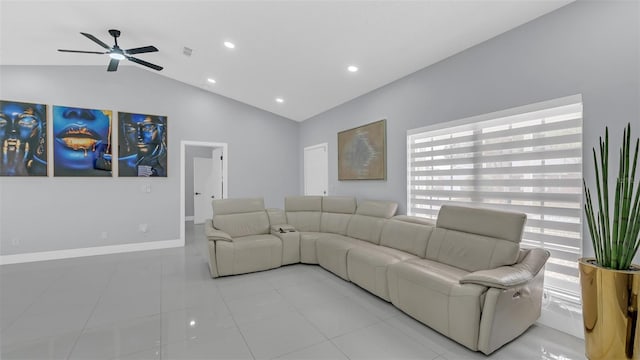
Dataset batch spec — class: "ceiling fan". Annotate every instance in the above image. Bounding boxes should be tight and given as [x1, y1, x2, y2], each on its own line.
[58, 29, 163, 72]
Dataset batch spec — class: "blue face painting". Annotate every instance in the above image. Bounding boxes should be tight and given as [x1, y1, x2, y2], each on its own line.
[118, 112, 167, 177]
[53, 106, 111, 174]
[0, 102, 44, 150]
[0, 101, 47, 176]
[122, 114, 164, 156]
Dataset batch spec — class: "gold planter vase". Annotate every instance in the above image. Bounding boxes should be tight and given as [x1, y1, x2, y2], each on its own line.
[579, 258, 640, 359]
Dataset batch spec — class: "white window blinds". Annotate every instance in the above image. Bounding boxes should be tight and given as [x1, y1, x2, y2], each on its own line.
[407, 95, 583, 296]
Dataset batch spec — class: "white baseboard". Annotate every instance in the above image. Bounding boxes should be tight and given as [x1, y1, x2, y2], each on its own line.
[185, 216, 194, 222]
[536, 298, 584, 339]
[0, 239, 183, 265]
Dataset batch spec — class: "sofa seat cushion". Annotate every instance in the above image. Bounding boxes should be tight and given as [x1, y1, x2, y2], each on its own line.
[215, 234, 282, 276]
[347, 245, 418, 301]
[387, 259, 488, 350]
[316, 235, 379, 280]
[300, 231, 357, 264]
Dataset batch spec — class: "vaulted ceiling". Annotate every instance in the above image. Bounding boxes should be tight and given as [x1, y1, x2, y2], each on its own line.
[0, 0, 573, 121]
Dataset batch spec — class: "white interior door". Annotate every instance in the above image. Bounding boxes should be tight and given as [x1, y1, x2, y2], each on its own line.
[304, 143, 328, 196]
[193, 157, 215, 224]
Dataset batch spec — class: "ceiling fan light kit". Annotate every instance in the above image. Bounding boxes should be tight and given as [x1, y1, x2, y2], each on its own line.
[58, 29, 163, 72]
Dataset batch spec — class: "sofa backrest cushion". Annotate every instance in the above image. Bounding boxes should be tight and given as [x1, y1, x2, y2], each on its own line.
[426, 205, 526, 271]
[425, 228, 520, 272]
[320, 196, 356, 235]
[322, 196, 357, 214]
[380, 216, 434, 257]
[355, 200, 398, 218]
[212, 198, 270, 237]
[436, 204, 526, 243]
[214, 198, 265, 215]
[266, 208, 287, 226]
[391, 215, 435, 227]
[346, 200, 398, 244]
[285, 196, 322, 232]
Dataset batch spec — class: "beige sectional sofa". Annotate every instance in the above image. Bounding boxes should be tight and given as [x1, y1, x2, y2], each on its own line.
[205, 196, 550, 355]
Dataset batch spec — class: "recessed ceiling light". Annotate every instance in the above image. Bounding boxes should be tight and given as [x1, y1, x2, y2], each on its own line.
[275, 98, 284, 103]
[347, 65, 359, 72]
[224, 41, 235, 49]
[207, 78, 216, 84]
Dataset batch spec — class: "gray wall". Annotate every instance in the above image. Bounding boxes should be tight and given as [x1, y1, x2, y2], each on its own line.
[299, 0, 639, 258]
[1, 1, 638, 260]
[0, 65, 298, 255]
[185, 146, 215, 218]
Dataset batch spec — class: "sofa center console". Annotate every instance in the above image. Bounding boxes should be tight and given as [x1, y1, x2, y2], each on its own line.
[271, 224, 299, 265]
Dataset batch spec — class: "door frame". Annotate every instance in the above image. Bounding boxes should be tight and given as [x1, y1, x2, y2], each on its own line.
[180, 140, 228, 246]
[304, 142, 328, 196]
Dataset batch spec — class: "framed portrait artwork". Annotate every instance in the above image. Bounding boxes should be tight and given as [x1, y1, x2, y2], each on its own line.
[338, 119, 386, 180]
[0, 100, 48, 176]
[118, 112, 167, 177]
[53, 105, 113, 177]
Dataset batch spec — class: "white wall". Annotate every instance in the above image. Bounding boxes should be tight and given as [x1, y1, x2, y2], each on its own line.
[299, 0, 640, 261]
[0, 65, 299, 257]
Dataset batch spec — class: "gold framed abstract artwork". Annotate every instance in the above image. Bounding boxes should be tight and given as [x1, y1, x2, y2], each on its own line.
[338, 119, 386, 180]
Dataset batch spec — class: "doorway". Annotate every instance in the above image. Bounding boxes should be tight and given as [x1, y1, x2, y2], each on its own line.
[180, 141, 228, 245]
[304, 143, 328, 196]
[193, 148, 223, 224]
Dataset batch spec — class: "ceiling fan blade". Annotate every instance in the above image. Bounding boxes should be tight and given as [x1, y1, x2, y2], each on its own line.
[58, 49, 106, 54]
[107, 58, 119, 72]
[127, 56, 163, 71]
[125, 46, 158, 55]
[80, 32, 111, 50]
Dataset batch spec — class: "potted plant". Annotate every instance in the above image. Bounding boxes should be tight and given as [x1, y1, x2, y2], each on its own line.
[581, 122, 640, 359]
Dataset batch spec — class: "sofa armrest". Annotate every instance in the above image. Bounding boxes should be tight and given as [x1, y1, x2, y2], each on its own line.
[205, 219, 233, 242]
[460, 248, 550, 289]
[270, 224, 296, 234]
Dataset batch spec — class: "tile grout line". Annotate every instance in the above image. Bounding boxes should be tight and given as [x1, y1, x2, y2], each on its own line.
[382, 313, 455, 357]
[218, 281, 257, 360]
[65, 261, 120, 360]
[1, 266, 82, 357]
[270, 284, 330, 359]
[2, 266, 69, 334]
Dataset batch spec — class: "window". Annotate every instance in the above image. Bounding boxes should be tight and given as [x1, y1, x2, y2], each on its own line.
[407, 95, 583, 298]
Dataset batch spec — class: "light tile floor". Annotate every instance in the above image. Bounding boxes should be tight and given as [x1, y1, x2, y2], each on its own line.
[1, 223, 586, 359]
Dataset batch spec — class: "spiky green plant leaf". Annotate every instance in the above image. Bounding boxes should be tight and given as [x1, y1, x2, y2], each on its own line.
[585, 123, 640, 270]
